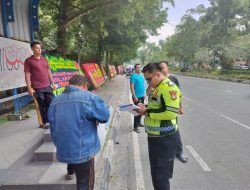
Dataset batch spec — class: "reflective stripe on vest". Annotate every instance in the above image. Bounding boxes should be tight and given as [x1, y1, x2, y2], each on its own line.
[166, 106, 179, 113]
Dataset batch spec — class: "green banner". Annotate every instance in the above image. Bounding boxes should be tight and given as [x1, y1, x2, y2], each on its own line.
[45, 55, 84, 95]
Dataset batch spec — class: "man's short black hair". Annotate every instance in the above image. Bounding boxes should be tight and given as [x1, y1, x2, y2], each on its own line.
[30, 41, 41, 48]
[142, 62, 162, 73]
[134, 63, 140, 69]
[69, 75, 88, 86]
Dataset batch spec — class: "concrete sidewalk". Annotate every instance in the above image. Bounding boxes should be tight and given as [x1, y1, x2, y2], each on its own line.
[0, 75, 127, 189]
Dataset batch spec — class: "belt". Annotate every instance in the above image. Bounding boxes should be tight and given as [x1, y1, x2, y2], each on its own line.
[145, 125, 176, 132]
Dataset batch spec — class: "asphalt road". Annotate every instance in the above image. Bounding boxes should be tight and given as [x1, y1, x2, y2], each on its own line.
[109, 76, 250, 190]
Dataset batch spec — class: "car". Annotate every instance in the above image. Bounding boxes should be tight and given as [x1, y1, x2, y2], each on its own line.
[241, 65, 248, 70]
[234, 65, 241, 69]
[234, 65, 248, 70]
[125, 68, 133, 76]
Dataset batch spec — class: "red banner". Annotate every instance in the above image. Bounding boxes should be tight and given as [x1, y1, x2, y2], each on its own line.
[108, 65, 116, 78]
[82, 63, 106, 89]
[100, 65, 108, 80]
[117, 65, 124, 74]
[112, 65, 117, 75]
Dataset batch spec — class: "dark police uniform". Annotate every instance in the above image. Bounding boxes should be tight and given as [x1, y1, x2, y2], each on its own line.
[169, 75, 185, 158]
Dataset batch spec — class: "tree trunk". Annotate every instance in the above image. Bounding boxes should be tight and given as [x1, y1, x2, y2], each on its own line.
[77, 47, 81, 64]
[56, 0, 118, 56]
[110, 51, 114, 65]
[56, 0, 71, 56]
[63, 0, 117, 29]
[105, 50, 110, 77]
[96, 37, 103, 68]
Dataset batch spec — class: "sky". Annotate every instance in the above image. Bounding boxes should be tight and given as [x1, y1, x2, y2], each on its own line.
[147, 0, 211, 44]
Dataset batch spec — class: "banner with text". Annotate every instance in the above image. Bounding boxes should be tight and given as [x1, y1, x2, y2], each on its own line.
[117, 65, 124, 74]
[81, 63, 106, 89]
[0, 37, 32, 91]
[46, 55, 83, 95]
[101, 65, 108, 80]
[108, 65, 116, 78]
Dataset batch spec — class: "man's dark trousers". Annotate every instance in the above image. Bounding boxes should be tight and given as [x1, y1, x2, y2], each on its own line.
[67, 158, 95, 190]
[148, 133, 178, 190]
[133, 97, 144, 128]
[34, 86, 54, 124]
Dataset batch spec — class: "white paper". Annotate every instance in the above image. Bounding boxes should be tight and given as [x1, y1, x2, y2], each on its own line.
[119, 104, 141, 116]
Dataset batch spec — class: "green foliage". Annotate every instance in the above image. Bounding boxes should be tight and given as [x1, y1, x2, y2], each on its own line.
[0, 116, 7, 125]
[220, 52, 234, 70]
[225, 34, 250, 61]
[38, 2, 59, 51]
[139, 0, 250, 73]
[194, 48, 213, 66]
[38, 0, 170, 65]
[220, 69, 250, 79]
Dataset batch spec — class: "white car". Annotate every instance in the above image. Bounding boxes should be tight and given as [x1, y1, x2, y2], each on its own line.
[241, 65, 248, 70]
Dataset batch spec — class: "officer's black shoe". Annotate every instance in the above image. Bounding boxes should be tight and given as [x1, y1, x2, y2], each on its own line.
[133, 128, 140, 133]
[176, 154, 188, 163]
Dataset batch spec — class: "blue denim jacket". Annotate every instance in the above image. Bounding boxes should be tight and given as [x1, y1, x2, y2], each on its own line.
[48, 85, 110, 164]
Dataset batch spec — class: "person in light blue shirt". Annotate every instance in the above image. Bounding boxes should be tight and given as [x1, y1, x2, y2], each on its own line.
[130, 64, 146, 133]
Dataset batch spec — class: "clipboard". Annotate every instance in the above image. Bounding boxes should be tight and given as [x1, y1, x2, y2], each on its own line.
[119, 104, 141, 116]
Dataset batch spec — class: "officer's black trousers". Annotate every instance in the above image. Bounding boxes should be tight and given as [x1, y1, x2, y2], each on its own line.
[148, 132, 178, 190]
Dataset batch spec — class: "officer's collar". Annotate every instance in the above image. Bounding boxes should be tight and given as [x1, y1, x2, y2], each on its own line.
[155, 77, 168, 88]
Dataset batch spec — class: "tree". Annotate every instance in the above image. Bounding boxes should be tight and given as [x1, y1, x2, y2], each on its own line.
[144, 0, 250, 70]
[39, 0, 174, 66]
[167, 15, 199, 67]
[194, 48, 213, 68]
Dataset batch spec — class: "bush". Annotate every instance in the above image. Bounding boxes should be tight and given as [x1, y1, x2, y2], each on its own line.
[180, 68, 188, 72]
[219, 69, 250, 79]
[220, 69, 250, 75]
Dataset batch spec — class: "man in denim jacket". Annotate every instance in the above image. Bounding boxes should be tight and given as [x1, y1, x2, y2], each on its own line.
[48, 75, 110, 190]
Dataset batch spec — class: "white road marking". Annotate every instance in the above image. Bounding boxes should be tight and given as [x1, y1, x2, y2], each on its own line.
[219, 114, 250, 130]
[184, 97, 192, 101]
[225, 90, 232, 93]
[186, 145, 212, 172]
[132, 116, 146, 190]
[128, 82, 145, 190]
[183, 96, 250, 130]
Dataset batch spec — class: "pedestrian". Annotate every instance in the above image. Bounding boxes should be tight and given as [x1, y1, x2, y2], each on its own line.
[130, 63, 146, 133]
[146, 61, 188, 163]
[135, 62, 182, 190]
[48, 75, 110, 190]
[161, 61, 188, 163]
[24, 41, 55, 129]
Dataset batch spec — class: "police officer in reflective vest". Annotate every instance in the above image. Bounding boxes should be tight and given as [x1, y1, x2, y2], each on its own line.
[135, 62, 182, 190]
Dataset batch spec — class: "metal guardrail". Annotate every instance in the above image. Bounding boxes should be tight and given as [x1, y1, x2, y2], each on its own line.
[0, 91, 32, 114]
[0, 92, 29, 103]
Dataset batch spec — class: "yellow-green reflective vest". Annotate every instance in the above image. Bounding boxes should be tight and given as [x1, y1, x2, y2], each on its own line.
[144, 77, 182, 136]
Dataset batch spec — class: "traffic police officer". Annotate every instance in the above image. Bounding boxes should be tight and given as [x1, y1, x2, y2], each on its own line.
[135, 62, 181, 190]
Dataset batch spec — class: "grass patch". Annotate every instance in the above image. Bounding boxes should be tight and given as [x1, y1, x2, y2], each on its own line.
[0, 115, 8, 125]
[219, 70, 250, 79]
[173, 69, 250, 81]
[0, 103, 35, 126]
[21, 103, 36, 113]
